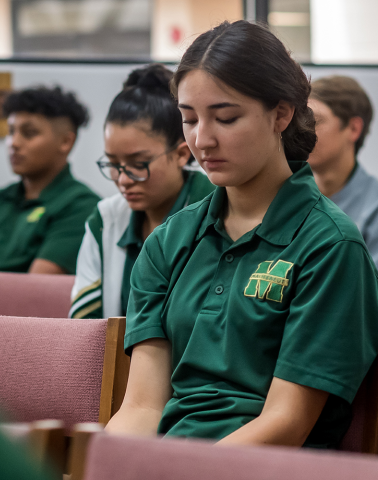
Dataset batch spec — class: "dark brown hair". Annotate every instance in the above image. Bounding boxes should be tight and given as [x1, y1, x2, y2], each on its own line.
[106, 64, 183, 150]
[310, 75, 373, 154]
[171, 20, 316, 161]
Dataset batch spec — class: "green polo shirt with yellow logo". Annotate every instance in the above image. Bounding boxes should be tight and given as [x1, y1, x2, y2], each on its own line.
[0, 164, 100, 273]
[125, 161, 378, 448]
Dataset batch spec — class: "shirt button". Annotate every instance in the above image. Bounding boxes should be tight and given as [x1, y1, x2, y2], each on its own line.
[215, 285, 224, 295]
[225, 254, 234, 263]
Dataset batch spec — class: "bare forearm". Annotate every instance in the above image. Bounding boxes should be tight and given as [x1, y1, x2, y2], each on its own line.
[217, 378, 328, 447]
[105, 402, 162, 437]
[216, 411, 310, 447]
[29, 258, 66, 274]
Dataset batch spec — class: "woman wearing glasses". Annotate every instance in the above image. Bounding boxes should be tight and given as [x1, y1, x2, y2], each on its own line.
[70, 64, 214, 319]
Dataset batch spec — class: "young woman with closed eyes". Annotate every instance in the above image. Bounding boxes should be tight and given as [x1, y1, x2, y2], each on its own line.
[106, 22, 378, 449]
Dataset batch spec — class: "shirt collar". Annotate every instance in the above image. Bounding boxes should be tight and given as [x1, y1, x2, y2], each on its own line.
[38, 164, 72, 202]
[118, 172, 193, 249]
[0, 181, 25, 202]
[1, 164, 72, 203]
[196, 161, 321, 246]
[118, 210, 144, 249]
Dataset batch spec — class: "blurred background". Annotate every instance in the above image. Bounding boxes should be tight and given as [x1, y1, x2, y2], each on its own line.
[1, 0, 378, 197]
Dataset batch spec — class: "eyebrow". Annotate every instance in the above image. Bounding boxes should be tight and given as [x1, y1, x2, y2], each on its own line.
[104, 150, 151, 159]
[178, 102, 240, 110]
[9, 121, 35, 128]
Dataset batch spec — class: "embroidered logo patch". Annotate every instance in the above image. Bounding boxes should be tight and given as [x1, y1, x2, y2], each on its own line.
[27, 207, 46, 223]
[244, 260, 293, 303]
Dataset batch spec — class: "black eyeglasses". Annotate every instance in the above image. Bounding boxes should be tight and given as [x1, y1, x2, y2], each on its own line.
[96, 144, 178, 183]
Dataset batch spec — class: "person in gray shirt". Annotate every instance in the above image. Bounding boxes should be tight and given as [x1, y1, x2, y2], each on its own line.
[308, 75, 378, 267]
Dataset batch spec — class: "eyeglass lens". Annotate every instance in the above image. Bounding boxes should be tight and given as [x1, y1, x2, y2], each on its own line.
[100, 162, 149, 182]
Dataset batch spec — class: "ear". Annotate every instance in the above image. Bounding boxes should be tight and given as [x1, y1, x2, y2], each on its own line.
[174, 141, 192, 168]
[274, 100, 295, 134]
[58, 130, 76, 156]
[346, 116, 364, 144]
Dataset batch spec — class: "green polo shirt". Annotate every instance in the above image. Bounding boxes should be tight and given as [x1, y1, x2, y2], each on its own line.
[125, 161, 378, 448]
[118, 171, 216, 314]
[0, 164, 100, 273]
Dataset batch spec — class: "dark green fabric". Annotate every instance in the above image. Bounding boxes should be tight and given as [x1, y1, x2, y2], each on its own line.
[119, 210, 144, 316]
[0, 164, 100, 273]
[125, 161, 378, 448]
[119, 171, 215, 314]
[0, 429, 56, 480]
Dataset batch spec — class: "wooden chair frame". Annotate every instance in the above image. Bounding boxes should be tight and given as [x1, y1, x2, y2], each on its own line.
[1, 419, 66, 474]
[69, 316, 129, 480]
[98, 316, 129, 425]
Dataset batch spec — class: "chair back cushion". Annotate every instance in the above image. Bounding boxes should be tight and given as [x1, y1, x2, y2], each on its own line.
[338, 377, 366, 452]
[0, 316, 107, 429]
[0, 272, 74, 318]
[83, 434, 378, 480]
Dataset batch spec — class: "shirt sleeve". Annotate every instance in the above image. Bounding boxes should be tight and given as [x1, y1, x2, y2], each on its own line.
[124, 228, 169, 355]
[69, 211, 103, 319]
[36, 194, 99, 274]
[362, 207, 378, 269]
[274, 239, 378, 404]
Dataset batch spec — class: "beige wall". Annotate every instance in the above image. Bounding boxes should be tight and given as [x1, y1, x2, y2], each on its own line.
[0, 0, 12, 57]
[151, 0, 243, 60]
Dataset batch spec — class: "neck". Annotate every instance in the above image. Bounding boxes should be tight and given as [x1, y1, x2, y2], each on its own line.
[22, 161, 68, 200]
[224, 155, 292, 242]
[142, 178, 184, 240]
[311, 152, 355, 198]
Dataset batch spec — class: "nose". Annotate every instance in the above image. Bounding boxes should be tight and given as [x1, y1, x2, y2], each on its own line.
[6, 130, 21, 150]
[195, 120, 217, 151]
[117, 169, 136, 188]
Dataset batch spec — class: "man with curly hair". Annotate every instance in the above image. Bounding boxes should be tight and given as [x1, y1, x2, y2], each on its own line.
[0, 86, 100, 274]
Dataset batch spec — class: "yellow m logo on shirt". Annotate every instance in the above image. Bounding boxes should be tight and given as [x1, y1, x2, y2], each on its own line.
[27, 207, 46, 223]
[244, 260, 293, 303]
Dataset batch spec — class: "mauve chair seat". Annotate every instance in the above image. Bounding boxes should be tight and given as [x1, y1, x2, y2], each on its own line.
[0, 316, 107, 429]
[83, 434, 378, 480]
[0, 272, 75, 318]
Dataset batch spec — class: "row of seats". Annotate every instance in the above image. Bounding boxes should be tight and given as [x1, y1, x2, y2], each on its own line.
[1, 272, 378, 478]
[5, 419, 378, 480]
[0, 272, 74, 318]
[0, 314, 128, 477]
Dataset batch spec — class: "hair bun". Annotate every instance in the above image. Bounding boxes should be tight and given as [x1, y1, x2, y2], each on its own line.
[123, 64, 172, 93]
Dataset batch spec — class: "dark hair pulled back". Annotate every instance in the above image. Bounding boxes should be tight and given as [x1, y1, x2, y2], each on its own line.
[106, 63, 187, 156]
[171, 21, 316, 161]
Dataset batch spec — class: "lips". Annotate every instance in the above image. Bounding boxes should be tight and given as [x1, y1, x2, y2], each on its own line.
[123, 192, 143, 201]
[202, 158, 227, 169]
[10, 154, 25, 164]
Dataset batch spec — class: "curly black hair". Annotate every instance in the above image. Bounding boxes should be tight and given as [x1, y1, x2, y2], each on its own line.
[3, 85, 89, 133]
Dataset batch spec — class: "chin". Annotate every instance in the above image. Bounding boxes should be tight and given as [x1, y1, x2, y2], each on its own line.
[307, 154, 327, 169]
[11, 166, 28, 176]
[127, 200, 147, 211]
[205, 172, 243, 188]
